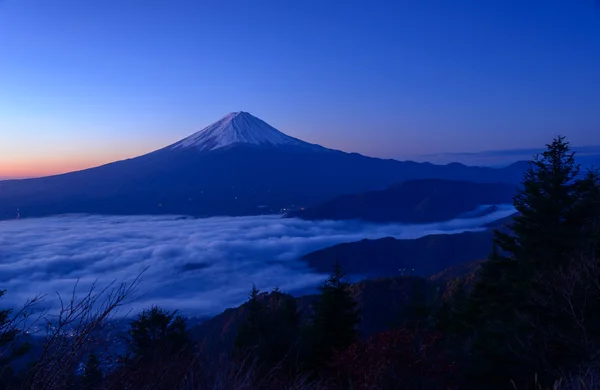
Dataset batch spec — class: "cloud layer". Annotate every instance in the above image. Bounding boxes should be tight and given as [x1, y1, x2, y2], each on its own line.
[0, 207, 514, 317]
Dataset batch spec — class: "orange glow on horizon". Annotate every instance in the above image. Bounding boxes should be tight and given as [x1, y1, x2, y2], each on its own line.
[0, 156, 127, 179]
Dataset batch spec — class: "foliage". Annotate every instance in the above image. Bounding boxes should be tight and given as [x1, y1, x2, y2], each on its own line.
[493, 136, 600, 274]
[82, 353, 102, 390]
[451, 136, 600, 388]
[0, 289, 29, 388]
[234, 285, 265, 352]
[23, 278, 140, 390]
[0, 290, 26, 369]
[305, 261, 361, 370]
[400, 279, 435, 330]
[329, 327, 455, 389]
[127, 306, 190, 363]
[235, 285, 300, 378]
[0, 288, 45, 383]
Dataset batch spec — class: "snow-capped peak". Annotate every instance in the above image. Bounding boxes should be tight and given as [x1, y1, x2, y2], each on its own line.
[171, 112, 315, 152]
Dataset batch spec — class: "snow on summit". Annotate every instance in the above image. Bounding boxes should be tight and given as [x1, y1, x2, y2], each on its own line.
[171, 111, 317, 152]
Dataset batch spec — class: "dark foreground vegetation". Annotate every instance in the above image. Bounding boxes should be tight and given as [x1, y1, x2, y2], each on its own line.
[2, 136, 600, 389]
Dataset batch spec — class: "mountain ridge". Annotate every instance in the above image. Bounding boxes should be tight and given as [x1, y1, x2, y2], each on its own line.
[288, 179, 517, 223]
[302, 230, 495, 279]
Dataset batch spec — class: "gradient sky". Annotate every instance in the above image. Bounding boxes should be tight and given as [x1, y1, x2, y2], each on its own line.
[1, 0, 599, 178]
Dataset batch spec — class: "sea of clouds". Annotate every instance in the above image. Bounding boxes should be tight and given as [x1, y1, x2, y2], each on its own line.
[0, 206, 515, 318]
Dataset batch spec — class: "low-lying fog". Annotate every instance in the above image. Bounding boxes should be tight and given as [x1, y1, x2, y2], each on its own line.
[0, 206, 515, 317]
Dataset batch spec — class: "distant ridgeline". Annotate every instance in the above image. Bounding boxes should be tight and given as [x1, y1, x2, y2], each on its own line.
[287, 179, 517, 223]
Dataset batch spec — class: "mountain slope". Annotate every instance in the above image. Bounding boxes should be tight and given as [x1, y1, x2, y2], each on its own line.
[289, 179, 517, 223]
[302, 230, 495, 279]
[301, 212, 516, 280]
[0, 112, 526, 220]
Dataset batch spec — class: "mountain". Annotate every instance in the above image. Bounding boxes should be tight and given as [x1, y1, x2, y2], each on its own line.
[300, 211, 517, 280]
[0, 112, 527, 220]
[302, 230, 495, 279]
[288, 179, 517, 223]
[484, 212, 518, 228]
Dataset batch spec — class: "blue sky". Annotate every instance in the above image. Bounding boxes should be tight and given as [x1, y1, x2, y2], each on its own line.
[1, 0, 599, 177]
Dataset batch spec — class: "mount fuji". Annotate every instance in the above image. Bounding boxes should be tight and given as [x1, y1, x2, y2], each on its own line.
[169, 111, 324, 152]
[0, 112, 526, 220]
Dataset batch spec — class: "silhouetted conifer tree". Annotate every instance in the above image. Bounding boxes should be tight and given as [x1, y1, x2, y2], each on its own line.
[401, 279, 434, 330]
[0, 289, 30, 388]
[461, 136, 600, 388]
[235, 286, 300, 376]
[127, 306, 190, 363]
[495, 136, 586, 269]
[82, 353, 102, 390]
[235, 285, 266, 352]
[305, 261, 360, 369]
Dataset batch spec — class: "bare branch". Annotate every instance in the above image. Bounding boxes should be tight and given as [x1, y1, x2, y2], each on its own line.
[20, 272, 144, 390]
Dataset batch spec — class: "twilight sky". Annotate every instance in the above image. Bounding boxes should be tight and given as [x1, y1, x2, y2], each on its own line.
[1, 0, 599, 178]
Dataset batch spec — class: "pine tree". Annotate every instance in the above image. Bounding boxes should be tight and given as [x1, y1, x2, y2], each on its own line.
[82, 353, 103, 390]
[306, 261, 360, 369]
[462, 137, 600, 387]
[495, 136, 584, 269]
[235, 286, 300, 375]
[435, 278, 468, 334]
[127, 306, 190, 363]
[0, 289, 30, 387]
[474, 137, 598, 329]
[572, 169, 600, 251]
[265, 288, 300, 368]
[401, 279, 433, 330]
[0, 290, 20, 364]
[234, 284, 265, 352]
